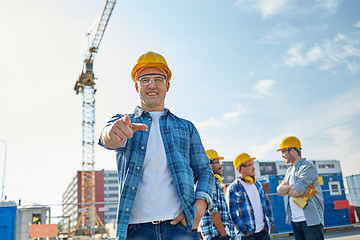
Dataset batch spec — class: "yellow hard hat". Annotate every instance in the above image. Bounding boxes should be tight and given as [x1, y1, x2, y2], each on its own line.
[206, 149, 224, 161]
[131, 51, 172, 83]
[277, 136, 302, 151]
[233, 153, 256, 170]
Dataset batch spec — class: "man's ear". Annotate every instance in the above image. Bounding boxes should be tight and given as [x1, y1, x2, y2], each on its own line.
[166, 82, 170, 92]
[135, 83, 139, 92]
[289, 148, 295, 156]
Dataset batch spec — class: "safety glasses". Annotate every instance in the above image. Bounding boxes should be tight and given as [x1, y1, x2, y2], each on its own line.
[137, 74, 166, 86]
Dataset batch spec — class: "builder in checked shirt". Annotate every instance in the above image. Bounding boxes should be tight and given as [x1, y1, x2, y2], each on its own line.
[199, 149, 235, 240]
[226, 153, 273, 240]
[99, 51, 214, 240]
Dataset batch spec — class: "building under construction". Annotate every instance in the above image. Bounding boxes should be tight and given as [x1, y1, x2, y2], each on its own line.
[60, 170, 118, 237]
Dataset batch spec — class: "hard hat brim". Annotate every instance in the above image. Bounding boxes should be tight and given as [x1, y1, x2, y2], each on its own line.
[234, 157, 256, 170]
[277, 147, 302, 151]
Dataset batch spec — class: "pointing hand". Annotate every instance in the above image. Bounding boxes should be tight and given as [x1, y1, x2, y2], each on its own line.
[102, 115, 148, 149]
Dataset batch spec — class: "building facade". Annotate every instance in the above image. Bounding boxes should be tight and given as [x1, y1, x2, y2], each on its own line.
[222, 159, 350, 233]
[61, 170, 118, 235]
[15, 205, 51, 240]
[103, 170, 119, 223]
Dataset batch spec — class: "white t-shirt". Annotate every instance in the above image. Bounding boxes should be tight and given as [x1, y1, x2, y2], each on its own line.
[289, 168, 306, 222]
[129, 111, 182, 224]
[240, 180, 265, 233]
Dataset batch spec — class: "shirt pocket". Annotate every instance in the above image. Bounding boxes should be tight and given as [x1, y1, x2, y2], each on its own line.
[235, 191, 246, 203]
[171, 125, 191, 155]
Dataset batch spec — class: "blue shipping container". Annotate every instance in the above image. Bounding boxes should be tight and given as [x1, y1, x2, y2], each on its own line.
[320, 173, 350, 227]
[267, 175, 293, 233]
[0, 202, 17, 240]
[260, 172, 350, 233]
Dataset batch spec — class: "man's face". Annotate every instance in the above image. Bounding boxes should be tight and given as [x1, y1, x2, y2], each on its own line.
[135, 67, 170, 112]
[239, 160, 255, 177]
[281, 148, 295, 164]
[210, 159, 223, 175]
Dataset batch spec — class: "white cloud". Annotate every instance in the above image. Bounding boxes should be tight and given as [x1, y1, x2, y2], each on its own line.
[249, 137, 283, 160]
[235, 0, 339, 19]
[259, 23, 299, 45]
[194, 117, 224, 129]
[235, 0, 289, 19]
[248, 87, 360, 175]
[315, 0, 339, 13]
[194, 105, 247, 129]
[252, 79, 275, 97]
[284, 33, 360, 72]
[355, 20, 360, 28]
[223, 111, 241, 121]
[258, 0, 288, 19]
[234, 79, 276, 99]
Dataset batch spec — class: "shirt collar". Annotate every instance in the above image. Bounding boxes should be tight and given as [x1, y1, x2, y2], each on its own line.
[134, 106, 170, 117]
[294, 158, 306, 169]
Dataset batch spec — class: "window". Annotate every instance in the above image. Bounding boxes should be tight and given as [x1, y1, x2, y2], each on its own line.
[329, 181, 341, 195]
[105, 173, 117, 177]
[105, 180, 118, 184]
[259, 162, 277, 175]
[105, 194, 118, 198]
[220, 162, 236, 184]
[32, 214, 41, 224]
[279, 164, 289, 170]
[319, 164, 335, 169]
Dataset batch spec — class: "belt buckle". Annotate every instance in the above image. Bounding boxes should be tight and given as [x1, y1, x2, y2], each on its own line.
[151, 220, 164, 224]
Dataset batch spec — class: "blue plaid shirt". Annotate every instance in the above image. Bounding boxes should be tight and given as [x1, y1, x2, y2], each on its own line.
[99, 107, 214, 239]
[226, 178, 273, 236]
[200, 180, 235, 240]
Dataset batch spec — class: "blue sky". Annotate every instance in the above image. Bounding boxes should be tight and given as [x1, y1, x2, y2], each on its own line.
[0, 0, 359, 218]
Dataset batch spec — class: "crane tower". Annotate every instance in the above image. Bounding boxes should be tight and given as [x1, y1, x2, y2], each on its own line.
[73, 0, 117, 236]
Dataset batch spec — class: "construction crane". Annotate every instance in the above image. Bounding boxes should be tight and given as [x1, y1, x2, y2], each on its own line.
[73, 0, 117, 236]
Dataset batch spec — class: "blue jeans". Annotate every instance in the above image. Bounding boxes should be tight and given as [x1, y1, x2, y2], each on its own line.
[291, 221, 324, 240]
[126, 221, 200, 240]
[211, 236, 230, 240]
[241, 229, 271, 240]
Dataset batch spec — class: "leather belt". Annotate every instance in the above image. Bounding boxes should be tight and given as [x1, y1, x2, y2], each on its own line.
[151, 220, 168, 224]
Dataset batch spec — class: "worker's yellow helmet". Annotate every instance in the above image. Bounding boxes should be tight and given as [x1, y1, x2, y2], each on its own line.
[233, 153, 256, 170]
[206, 149, 224, 161]
[277, 136, 302, 151]
[131, 51, 172, 83]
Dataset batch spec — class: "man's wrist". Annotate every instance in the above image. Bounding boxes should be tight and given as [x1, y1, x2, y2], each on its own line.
[194, 199, 207, 213]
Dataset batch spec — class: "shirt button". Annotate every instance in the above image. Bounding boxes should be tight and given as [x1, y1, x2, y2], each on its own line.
[141, 146, 144, 150]
[126, 208, 129, 212]
[148, 118, 151, 121]
[137, 167, 140, 170]
[132, 187, 135, 190]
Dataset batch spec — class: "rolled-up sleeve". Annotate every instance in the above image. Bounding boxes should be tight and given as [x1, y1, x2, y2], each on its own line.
[189, 125, 214, 210]
[293, 165, 317, 195]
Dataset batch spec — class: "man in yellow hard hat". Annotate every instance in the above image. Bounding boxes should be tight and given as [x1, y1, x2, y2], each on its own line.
[199, 149, 235, 240]
[226, 153, 273, 240]
[276, 136, 324, 240]
[99, 51, 214, 240]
